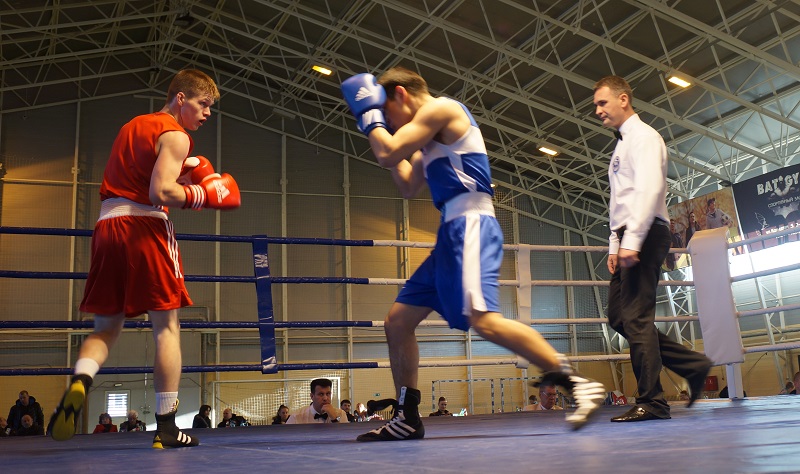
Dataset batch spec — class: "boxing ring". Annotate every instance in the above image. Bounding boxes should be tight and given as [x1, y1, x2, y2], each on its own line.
[1, 225, 800, 472]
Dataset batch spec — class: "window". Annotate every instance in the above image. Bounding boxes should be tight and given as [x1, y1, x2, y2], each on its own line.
[105, 390, 129, 417]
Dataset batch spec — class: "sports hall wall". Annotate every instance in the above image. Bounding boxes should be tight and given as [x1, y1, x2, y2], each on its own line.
[0, 96, 795, 429]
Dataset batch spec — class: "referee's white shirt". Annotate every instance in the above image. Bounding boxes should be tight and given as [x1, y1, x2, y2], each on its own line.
[608, 113, 669, 254]
[285, 404, 349, 424]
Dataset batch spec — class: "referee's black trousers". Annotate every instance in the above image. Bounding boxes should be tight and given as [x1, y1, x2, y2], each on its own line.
[607, 222, 710, 418]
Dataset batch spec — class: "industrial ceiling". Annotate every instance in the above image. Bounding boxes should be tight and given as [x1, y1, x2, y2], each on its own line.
[2, 0, 800, 236]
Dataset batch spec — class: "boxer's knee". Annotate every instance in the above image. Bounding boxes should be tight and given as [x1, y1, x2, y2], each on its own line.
[384, 302, 429, 338]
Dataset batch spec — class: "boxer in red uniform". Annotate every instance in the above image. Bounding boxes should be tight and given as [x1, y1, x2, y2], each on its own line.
[48, 69, 240, 449]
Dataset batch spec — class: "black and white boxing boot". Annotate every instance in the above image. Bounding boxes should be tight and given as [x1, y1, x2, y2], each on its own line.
[536, 354, 606, 430]
[152, 400, 199, 449]
[357, 386, 425, 441]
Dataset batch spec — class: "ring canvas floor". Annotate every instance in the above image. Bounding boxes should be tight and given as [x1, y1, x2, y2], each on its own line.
[2, 396, 798, 473]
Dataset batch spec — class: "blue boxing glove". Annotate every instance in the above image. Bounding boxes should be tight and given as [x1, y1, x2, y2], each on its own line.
[341, 73, 388, 136]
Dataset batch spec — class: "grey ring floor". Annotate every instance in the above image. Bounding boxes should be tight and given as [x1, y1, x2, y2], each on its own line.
[2, 397, 798, 473]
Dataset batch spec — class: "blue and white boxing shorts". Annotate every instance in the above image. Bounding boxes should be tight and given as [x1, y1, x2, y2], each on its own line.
[396, 192, 502, 331]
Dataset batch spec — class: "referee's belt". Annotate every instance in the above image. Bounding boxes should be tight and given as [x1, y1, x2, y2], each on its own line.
[615, 217, 668, 239]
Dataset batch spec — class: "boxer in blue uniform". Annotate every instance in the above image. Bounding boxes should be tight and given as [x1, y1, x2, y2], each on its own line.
[341, 67, 606, 441]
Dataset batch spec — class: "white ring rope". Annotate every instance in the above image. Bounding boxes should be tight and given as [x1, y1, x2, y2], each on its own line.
[423, 353, 693, 366]
[737, 302, 800, 319]
[744, 341, 800, 353]
[730, 261, 800, 283]
[379, 220, 796, 253]
[414, 340, 800, 369]
[374, 239, 690, 255]
[371, 316, 699, 328]
[502, 279, 694, 287]
[375, 227, 800, 371]
[367, 278, 694, 287]
[416, 354, 634, 368]
[731, 225, 800, 248]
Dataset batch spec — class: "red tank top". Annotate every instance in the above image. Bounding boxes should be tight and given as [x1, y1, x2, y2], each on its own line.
[99, 112, 194, 206]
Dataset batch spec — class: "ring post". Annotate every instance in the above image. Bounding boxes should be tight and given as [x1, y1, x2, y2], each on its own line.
[688, 227, 744, 398]
[253, 236, 278, 373]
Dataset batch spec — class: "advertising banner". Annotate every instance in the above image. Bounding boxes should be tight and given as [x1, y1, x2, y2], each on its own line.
[731, 164, 800, 251]
[664, 187, 740, 271]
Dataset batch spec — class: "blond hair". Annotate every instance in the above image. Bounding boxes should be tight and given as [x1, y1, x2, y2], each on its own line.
[166, 69, 220, 104]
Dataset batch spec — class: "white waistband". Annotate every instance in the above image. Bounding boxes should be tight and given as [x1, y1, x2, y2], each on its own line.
[98, 198, 167, 222]
[442, 192, 495, 223]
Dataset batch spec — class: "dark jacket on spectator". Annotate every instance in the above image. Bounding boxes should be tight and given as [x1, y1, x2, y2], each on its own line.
[119, 420, 146, 432]
[217, 414, 248, 427]
[193, 414, 212, 428]
[12, 423, 44, 436]
[8, 396, 44, 431]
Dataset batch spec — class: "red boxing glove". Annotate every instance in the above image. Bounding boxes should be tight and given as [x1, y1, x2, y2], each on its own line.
[183, 173, 241, 210]
[177, 155, 220, 185]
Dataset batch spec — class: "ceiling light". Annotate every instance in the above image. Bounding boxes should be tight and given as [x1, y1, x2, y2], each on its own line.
[538, 146, 559, 157]
[668, 76, 691, 88]
[312, 65, 333, 76]
[272, 107, 296, 120]
[173, 7, 194, 28]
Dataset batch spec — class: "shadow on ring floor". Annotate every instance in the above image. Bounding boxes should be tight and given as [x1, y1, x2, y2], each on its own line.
[2, 397, 799, 473]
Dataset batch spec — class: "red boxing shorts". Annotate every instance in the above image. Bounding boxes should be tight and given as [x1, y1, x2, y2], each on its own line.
[80, 204, 192, 317]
